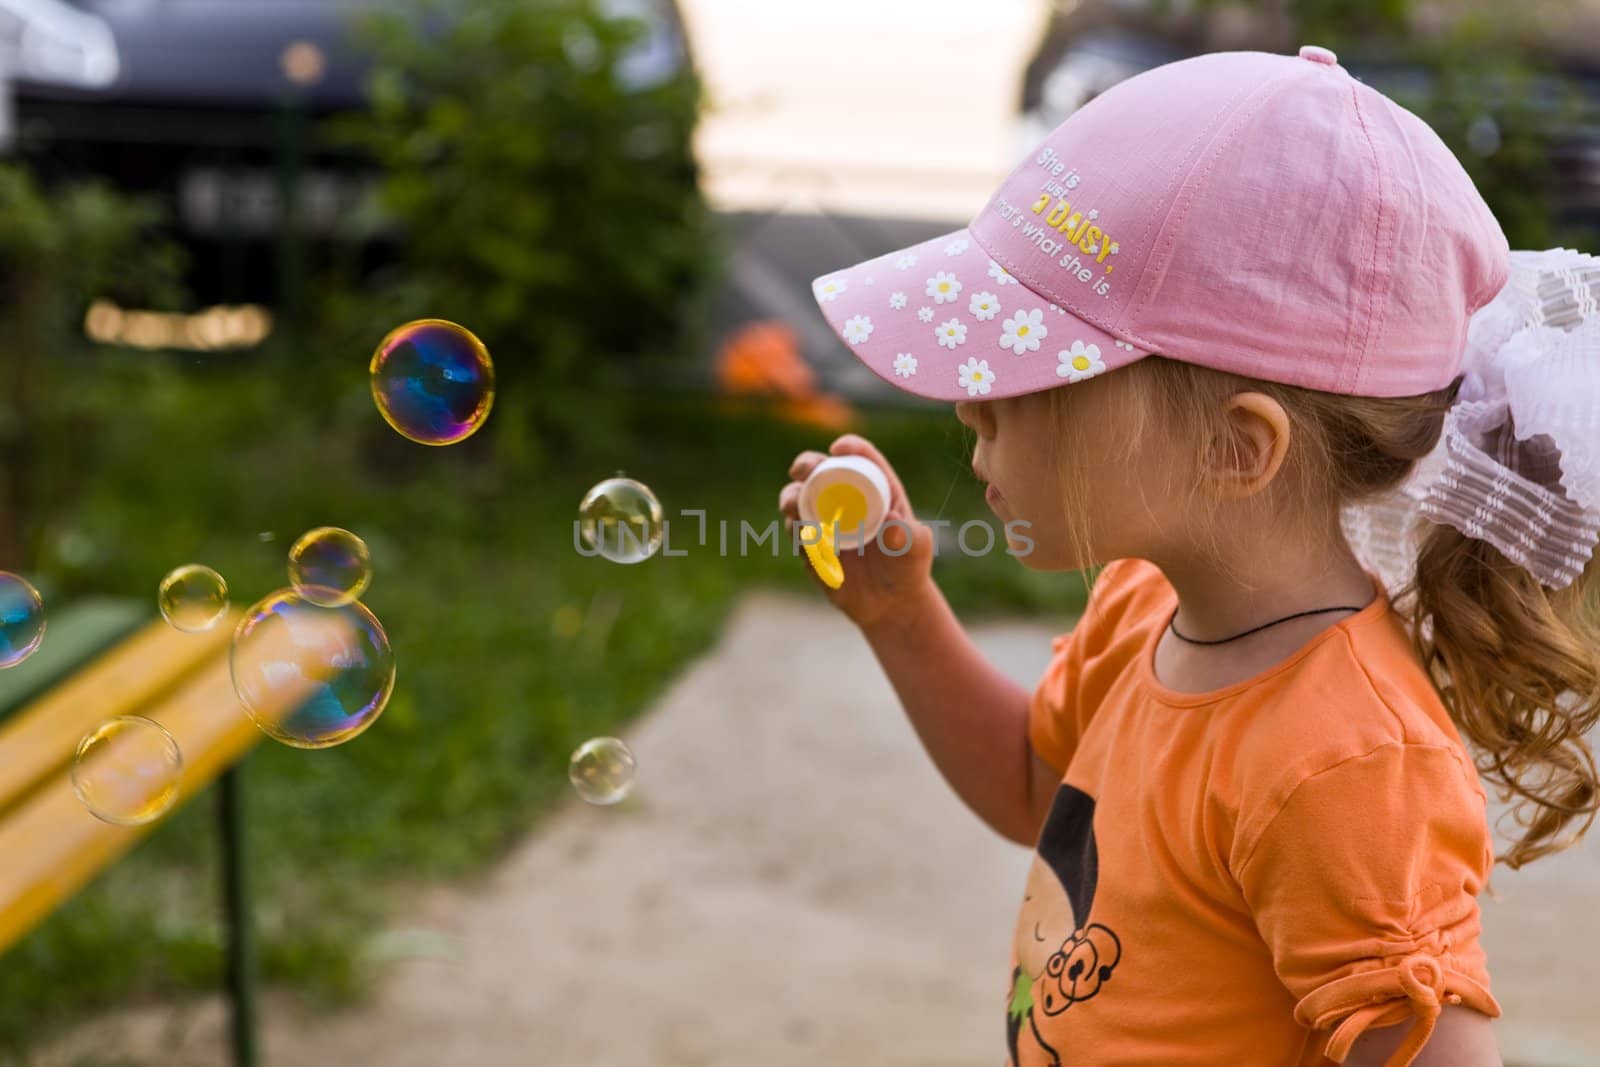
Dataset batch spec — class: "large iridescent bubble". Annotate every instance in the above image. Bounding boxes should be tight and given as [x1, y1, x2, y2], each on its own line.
[230, 590, 395, 749]
[0, 572, 45, 669]
[370, 319, 495, 445]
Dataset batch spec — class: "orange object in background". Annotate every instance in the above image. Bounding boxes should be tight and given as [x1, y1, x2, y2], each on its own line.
[716, 319, 857, 431]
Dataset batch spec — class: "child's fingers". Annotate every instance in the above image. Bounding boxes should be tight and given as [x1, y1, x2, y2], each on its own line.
[787, 450, 828, 483]
[828, 434, 912, 513]
[778, 481, 802, 522]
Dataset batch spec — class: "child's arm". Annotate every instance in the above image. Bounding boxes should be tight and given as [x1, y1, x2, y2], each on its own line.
[781, 434, 1057, 847]
[860, 577, 1061, 847]
[1341, 1005, 1500, 1066]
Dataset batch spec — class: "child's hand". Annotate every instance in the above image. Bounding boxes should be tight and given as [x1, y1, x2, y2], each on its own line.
[778, 434, 935, 630]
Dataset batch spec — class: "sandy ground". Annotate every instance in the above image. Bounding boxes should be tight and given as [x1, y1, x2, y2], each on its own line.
[32, 590, 1600, 1067]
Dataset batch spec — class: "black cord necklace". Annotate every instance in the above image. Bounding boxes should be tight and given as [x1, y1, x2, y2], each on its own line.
[1168, 604, 1368, 646]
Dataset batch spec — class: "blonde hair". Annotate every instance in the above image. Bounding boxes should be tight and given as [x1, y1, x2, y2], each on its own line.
[1048, 354, 1600, 869]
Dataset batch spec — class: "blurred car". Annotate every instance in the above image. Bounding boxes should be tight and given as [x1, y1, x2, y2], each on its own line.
[5, 0, 695, 310]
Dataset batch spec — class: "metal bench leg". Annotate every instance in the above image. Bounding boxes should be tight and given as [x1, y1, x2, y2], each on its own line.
[219, 764, 259, 1067]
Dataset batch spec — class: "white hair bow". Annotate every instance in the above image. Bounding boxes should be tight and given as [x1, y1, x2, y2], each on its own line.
[1344, 248, 1600, 593]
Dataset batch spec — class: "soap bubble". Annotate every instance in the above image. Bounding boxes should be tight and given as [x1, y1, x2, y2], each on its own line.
[158, 564, 230, 633]
[288, 526, 372, 607]
[569, 737, 636, 805]
[71, 715, 182, 826]
[0, 572, 45, 669]
[371, 319, 495, 445]
[230, 590, 395, 749]
[578, 477, 664, 564]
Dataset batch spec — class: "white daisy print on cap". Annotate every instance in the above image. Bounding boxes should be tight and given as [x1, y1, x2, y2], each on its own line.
[926, 271, 962, 305]
[893, 353, 918, 378]
[1056, 341, 1106, 382]
[815, 276, 848, 302]
[944, 237, 970, 256]
[842, 315, 874, 345]
[889, 292, 907, 310]
[969, 292, 1000, 322]
[998, 309, 1048, 355]
[895, 254, 918, 270]
[935, 319, 968, 349]
[958, 358, 995, 397]
[917, 307, 935, 323]
[987, 259, 1018, 286]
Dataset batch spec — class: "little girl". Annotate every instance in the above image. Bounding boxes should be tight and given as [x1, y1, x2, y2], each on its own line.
[778, 45, 1599, 1066]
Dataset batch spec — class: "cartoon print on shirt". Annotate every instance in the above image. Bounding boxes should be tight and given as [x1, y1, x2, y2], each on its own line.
[1007, 782, 1124, 1066]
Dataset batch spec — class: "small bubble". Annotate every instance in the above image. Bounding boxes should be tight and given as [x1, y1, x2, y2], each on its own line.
[569, 737, 636, 805]
[158, 564, 230, 633]
[578, 477, 664, 564]
[72, 715, 182, 826]
[288, 526, 372, 607]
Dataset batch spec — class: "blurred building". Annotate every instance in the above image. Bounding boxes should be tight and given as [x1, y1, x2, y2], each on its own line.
[2, 0, 694, 316]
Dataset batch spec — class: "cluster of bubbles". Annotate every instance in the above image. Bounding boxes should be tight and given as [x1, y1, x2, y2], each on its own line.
[64, 525, 391, 825]
[25, 317, 663, 823]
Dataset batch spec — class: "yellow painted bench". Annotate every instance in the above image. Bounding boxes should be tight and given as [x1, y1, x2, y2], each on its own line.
[0, 602, 263, 1065]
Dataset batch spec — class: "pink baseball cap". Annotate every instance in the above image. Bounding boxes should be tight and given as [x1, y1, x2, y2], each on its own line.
[809, 45, 1510, 403]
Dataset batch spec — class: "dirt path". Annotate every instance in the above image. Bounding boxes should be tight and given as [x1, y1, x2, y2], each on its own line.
[37, 591, 1600, 1066]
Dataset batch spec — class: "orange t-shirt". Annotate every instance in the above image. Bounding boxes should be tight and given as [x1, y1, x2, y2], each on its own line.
[1008, 558, 1500, 1067]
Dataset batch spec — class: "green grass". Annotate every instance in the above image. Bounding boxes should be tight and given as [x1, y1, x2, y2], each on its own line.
[0, 356, 1087, 1055]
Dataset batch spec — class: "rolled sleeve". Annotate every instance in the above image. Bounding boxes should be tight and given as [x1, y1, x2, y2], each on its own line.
[1233, 742, 1501, 1066]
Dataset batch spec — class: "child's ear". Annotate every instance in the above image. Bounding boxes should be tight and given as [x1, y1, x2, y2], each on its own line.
[1213, 392, 1291, 498]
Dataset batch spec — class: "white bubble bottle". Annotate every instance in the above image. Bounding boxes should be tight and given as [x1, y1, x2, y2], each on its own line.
[798, 455, 892, 549]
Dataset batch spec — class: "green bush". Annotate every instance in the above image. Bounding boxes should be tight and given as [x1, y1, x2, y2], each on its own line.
[333, 0, 722, 446]
[0, 166, 187, 569]
[1388, 26, 1597, 251]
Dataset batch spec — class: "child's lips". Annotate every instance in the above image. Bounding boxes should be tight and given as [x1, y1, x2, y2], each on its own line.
[986, 484, 1004, 507]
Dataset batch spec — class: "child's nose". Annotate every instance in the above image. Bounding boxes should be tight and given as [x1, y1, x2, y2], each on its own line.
[955, 400, 995, 438]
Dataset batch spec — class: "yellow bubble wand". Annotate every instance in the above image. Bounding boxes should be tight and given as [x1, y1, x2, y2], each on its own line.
[803, 503, 847, 590]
